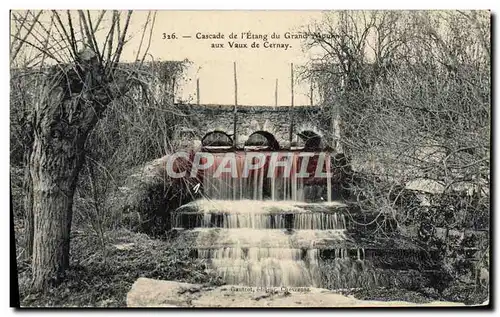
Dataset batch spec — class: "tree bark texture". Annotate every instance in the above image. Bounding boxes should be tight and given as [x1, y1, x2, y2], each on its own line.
[30, 59, 111, 291]
[22, 152, 33, 262]
[21, 112, 35, 262]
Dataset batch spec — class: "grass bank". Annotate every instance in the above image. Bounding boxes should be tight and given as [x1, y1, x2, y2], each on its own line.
[16, 228, 223, 307]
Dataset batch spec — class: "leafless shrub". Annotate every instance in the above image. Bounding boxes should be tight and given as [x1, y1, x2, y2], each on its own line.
[303, 10, 490, 227]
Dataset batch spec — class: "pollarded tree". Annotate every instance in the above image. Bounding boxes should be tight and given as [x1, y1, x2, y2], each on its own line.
[10, 10, 156, 291]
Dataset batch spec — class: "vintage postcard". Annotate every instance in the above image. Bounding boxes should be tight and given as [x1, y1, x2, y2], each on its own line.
[10, 10, 491, 308]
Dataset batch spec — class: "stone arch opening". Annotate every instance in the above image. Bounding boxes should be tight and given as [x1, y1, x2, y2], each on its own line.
[244, 131, 280, 150]
[202, 131, 233, 148]
[297, 130, 323, 150]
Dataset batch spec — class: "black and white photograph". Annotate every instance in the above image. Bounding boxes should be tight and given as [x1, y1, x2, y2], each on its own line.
[8, 9, 491, 308]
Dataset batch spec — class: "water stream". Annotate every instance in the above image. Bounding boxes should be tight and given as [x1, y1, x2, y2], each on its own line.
[200, 152, 332, 202]
[172, 151, 368, 288]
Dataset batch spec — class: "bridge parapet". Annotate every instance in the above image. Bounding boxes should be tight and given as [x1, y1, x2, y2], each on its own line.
[175, 104, 332, 151]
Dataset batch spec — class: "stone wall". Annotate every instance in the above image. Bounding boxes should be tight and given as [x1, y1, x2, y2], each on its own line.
[175, 104, 331, 149]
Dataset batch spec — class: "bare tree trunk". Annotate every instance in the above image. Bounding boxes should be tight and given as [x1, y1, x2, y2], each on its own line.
[30, 148, 79, 290]
[29, 72, 104, 291]
[22, 115, 34, 262]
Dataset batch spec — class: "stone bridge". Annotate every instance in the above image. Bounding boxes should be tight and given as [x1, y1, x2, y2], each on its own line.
[176, 104, 338, 150]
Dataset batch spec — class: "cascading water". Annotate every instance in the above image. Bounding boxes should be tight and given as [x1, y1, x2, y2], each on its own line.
[172, 151, 369, 289]
[200, 152, 332, 202]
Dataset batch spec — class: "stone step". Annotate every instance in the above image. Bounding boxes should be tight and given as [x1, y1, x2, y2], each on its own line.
[174, 199, 348, 215]
[173, 228, 423, 253]
[178, 228, 352, 249]
[171, 199, 399, 233]
[172, 212, 347, 230]
[192, 246, 429, 264]
[168, 198, 433, 289]
[193, 247, 364, 261]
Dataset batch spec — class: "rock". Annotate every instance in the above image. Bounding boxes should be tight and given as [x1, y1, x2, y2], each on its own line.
[127, 278, 467, 308]
[126, 278, 196, 307]
[113, 243, 135, 250]
[480, 268, 489, 283]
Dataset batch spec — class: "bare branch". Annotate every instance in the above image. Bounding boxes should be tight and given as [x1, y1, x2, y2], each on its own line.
[10, 10, 43, 64]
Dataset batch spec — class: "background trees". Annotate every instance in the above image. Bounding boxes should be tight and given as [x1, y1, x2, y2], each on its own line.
[305, 10, 490, 227]
[303, 10, 490, 300]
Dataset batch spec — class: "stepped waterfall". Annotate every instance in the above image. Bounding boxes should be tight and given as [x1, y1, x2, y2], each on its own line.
[172, 151, 370, 288]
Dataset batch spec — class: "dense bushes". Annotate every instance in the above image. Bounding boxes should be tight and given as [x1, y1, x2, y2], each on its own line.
[104, 155, 197, 235]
